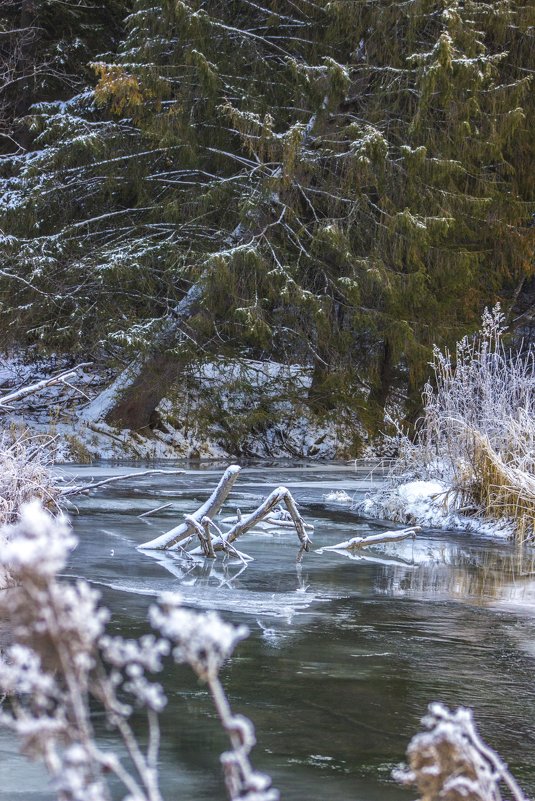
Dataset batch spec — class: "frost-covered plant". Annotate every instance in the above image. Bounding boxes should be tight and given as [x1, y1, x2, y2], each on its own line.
[0, 431, 62, 527]
[0, 502, 278, 801]
[388, 305, 535, 539]
[395, 703, 528, 801]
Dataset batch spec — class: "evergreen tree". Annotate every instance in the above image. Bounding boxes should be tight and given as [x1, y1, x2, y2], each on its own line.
[0, 0, 533, 432]
[0, 0, 129, 153]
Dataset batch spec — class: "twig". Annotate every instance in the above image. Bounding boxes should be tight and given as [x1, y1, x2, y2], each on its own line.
[138, 503, 173, 518]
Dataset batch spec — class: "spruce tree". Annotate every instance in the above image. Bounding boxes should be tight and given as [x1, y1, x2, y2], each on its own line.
[0, 0, 533, 433]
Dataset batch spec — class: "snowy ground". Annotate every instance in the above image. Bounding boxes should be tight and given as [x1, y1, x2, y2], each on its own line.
[0, 353, 366, 462]
[353, 478, 516, 538]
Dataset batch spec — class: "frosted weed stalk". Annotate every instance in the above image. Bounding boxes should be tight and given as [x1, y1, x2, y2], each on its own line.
[388, 306, 535, 540]
[396, 703, 528, 801]
[0, 502, 278, 801]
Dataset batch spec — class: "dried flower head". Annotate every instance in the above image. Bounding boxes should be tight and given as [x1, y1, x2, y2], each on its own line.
[150, 592, 248, 680]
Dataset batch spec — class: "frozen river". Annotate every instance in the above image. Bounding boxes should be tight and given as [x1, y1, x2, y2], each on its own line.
[2, 461, 535, 800]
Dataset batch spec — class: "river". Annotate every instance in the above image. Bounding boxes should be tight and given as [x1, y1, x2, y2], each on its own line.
[1, 462, 535, 800]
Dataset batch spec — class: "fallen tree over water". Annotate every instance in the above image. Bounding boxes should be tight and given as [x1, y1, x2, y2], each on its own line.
[138, 464, 313, 560]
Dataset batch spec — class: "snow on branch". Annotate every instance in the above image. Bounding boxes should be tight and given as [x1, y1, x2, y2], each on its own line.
[316, 526, 419, 555]
[189, 486, 313, 556]
[139, 465, 242, 550]
[60, 469, 186, 497]
[0, 363, 92, 408]
[138, 466, 312, 558]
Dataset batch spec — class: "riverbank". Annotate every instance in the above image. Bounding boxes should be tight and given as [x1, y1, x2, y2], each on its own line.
[0, 353, 370, 462]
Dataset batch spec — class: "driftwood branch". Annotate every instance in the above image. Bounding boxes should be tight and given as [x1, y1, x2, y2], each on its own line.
[0, 363, 92, 408]
[189, 486, 312, 556]
[60, 470, 185, 497]
[185, 514, 217, 558]
[136, 466, 312, 562]
[316, 526, 419, 554]
[138, 503, 173, 518]
[138, 465, 242, 550]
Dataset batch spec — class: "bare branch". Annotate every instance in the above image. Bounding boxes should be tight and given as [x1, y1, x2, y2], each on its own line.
[138, 465, 242, 550]
[316, 526, 419, 554]
[61, 470, 185, 498]
[0, 363, 92, 408]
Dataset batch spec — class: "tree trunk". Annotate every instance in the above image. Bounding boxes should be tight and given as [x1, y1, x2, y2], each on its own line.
[370, 340, 394, 409]
[307, 354, 337, 413]
[82, 283, 204, 430]
[104, 352, 184, 431]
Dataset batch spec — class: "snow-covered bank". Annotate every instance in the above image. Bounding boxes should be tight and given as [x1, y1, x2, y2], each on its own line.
[0, 353, 366, 462]
[354, 479, 516, 538]
[351, 309, 535, 542]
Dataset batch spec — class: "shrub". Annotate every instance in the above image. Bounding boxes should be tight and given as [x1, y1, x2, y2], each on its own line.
[391, 306, 535, 540]
[0, 431, 61, 527]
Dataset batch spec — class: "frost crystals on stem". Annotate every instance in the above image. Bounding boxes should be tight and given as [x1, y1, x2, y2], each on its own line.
[0, 503, 278, 801]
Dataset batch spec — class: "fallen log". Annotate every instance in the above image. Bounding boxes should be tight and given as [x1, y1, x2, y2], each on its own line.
[316, 526, 419, 554]
[138, 465, 242, 550]
[0, 363, 92, 408]
[189, 486, 312, 556]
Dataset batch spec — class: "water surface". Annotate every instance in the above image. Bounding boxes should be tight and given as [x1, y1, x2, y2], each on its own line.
[3, 462, 535, 800]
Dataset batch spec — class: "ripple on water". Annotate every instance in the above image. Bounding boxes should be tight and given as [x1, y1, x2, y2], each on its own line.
[29, 464, 535, 801]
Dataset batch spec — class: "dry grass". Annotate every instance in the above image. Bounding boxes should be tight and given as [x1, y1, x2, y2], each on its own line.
[0, 431, 61, 526]
[471, 432, 535, 542]
[391, 306, 535, 541]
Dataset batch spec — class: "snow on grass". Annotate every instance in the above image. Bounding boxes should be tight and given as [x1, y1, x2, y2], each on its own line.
[355, 478, 514, 537]
[355, 307, 535, 541]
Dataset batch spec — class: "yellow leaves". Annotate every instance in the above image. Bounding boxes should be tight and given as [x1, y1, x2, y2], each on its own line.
[337, 276, 360, 304]
[503, 106, 526, 143]
[92, 64, 154, 120]
[436, 32, 454, 73]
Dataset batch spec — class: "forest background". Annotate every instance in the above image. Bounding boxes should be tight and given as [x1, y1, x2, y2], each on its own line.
[1, 0, 534, 457]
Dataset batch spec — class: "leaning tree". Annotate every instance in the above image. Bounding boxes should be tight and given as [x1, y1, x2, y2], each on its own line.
[0, 0, 533, 430]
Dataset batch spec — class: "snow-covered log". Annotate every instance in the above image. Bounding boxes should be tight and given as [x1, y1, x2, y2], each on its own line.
[139, 465, 242, 550]
[189, 486, 312, 556]
[316, 526, 419, 554]
[138, 466, 312, 558]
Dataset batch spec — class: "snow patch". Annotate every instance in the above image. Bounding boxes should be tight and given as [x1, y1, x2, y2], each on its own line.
[1, 353, 365, 462]
[356, 479, 515, 537]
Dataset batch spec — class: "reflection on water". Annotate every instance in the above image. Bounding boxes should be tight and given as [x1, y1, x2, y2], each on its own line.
[2, 462, 534, 801]
[373, 541, 535, 607]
